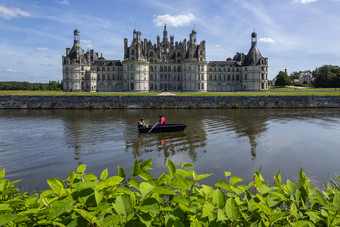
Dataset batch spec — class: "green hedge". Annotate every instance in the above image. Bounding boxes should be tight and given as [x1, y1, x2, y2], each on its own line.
[1, 159, 340, 226]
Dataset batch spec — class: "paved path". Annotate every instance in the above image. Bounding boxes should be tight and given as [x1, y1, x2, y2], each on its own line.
[157, 92, 177, 96]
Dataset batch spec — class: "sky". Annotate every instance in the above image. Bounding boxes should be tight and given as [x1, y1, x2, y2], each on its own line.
[1, 0, 340, 82]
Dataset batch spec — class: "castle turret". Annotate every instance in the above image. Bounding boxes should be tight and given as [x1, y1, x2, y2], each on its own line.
[243, 32, 263, 66]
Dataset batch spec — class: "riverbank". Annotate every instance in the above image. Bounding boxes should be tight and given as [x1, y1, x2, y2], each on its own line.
[1, 95, 340, 109]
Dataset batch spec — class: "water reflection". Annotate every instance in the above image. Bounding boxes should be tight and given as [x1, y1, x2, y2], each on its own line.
[1, 109, 340, 191]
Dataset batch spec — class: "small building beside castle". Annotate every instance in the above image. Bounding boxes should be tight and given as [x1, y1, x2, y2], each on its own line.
[62, 26, 268, 92]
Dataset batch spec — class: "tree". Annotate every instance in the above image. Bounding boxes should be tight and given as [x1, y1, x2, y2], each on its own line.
[289, 71, 300, 81]
[275, 71, 292, 86]
[313, 65, 340, 88]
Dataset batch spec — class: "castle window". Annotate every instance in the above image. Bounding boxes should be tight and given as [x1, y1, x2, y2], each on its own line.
[245, 74, 247, 80]
[219, 75, 221, 80]
[164, 66, 167, 72]
[168, 66, 171, 72]
[102, 67, 105, 71]
[131, 49, 135, 55]
[131, 57, 135, 60]
[160, 66, 163, 72]
[150, 59, 153, 63]
[262, 74, 264, 80]
[130, 83, 134, 90]
[209, 68, 212, 72]
[237, 68, 239, 72]
[236, 75, 239, 80]
[150, 52, 153, 57]
[177, 52, 181, 57]
[232, 75, 234, 81]
[150, 66, 153, 72]
[227, 75, 230, 81]
[200, 50, 203, 55]
[219, 68, 221, 72]
[227, 68, 230, 72]
[261, 83, 264, 89]
[245, 67, 247, 71]
[224, 75, 226, 81]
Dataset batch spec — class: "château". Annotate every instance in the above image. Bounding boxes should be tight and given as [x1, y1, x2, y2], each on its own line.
[62, 26, 268, 92]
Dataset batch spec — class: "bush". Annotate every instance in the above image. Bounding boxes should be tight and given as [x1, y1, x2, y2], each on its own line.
[0, 159, 340, 226]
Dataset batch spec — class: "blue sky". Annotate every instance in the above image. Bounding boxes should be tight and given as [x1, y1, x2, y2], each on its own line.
[1, 0, 340, 82]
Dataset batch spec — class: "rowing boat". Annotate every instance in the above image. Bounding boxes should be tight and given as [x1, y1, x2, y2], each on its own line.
[138, 124, 187, 133]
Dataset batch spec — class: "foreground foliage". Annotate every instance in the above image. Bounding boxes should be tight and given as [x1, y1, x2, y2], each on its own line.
[1, 160, 340, 226]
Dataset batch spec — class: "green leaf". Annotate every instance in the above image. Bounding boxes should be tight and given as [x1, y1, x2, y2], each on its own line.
[47, 178, 64, 195]
[140, 198, 160, 215]
[117, 166, 126, 181]
[95, 189, 104, 205]
[112, 194, 135, 220]
[293, 220, 314, 227]
[194, 173, 212, 181]
[217, 208, 227, 222]
[100, 168, 108, 181]
[84, 173, 97, 181]
[0, 214, 17, 226]
[225, 198, 241, 221]
[138, 170, 153, 181]
[106, 176, 123, 187]
[215, 181, 232, 192]
[68, 171, 76, 184]
[181, 163, 195, 169]
[152, 186, 176, 195]
[229, 176, 244, 185]
[131, 159, 140, 176]
[225, 172, 231, 178]
[334, 193, 340, 210]
[74, 208, 100, 226]
[167, 159, 176, 179]
[77, 164, 86, 173]
[0, 169, 5, 179]
[191, 218, 202, 227]
[128, 178, 140, 189]
[48, 196, 74, 220]
[213, 188, 226, 209]
[140, 159, 153, 170]
[256, 203, 272, 216]
[269, 211, 289, 224]
[306, 211, 322, 224]
[176, 168, 193, 177]
[139, 182, 155, 198]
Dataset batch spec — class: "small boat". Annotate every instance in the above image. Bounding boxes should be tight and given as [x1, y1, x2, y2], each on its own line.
[138, 124, 187, 133]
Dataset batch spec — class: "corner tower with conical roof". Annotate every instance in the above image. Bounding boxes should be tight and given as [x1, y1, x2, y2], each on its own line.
[241, 31, 268, 91]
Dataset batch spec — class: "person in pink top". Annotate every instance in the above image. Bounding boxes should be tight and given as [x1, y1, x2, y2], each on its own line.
[158, 114, 166, 126]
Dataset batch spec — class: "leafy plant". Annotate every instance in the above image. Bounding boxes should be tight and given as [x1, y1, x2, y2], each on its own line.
[0, 160, 340, 226]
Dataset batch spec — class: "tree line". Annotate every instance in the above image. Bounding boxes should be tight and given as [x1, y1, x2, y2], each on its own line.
[0, 81, 62, 90]
[274, 65, 340, 88]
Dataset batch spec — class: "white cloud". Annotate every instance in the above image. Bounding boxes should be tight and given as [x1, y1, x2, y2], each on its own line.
[37, 47, 48, 51]
[82, 40, 93, 48]
[0, 5, 30, 20]
[258, 37, 275, 43]
[292, 0, 318, 3]
[54, 0, 70, 5]
[153, 13, 196, 27]
[6, 68, 19, 73]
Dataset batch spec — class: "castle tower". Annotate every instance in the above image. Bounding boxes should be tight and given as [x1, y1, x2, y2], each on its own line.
[241, 31, 268, 91]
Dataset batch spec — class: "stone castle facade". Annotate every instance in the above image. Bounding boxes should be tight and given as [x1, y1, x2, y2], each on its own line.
[62, 26, 268, 92]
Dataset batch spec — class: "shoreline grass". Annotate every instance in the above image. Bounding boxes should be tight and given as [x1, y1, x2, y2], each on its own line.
[1, 90, 340, 96]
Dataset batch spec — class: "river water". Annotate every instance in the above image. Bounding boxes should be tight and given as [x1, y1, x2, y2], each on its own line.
[1, 109, 340, 191]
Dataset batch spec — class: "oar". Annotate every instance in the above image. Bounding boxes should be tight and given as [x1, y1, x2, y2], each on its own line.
[148, 122, 158, 133]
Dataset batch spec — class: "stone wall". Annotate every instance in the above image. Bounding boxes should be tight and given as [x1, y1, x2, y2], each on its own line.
[0, 95, 340, 109]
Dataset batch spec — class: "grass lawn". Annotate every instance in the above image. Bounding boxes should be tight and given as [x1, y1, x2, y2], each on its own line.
[1, 90, 340, 96]
[0, 90, 161, 96]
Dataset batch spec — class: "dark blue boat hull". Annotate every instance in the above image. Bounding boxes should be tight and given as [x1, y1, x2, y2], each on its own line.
[138, 124, 187, 133]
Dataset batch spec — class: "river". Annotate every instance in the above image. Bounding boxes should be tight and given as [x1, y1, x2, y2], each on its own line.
[0, 109, 340, 191]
